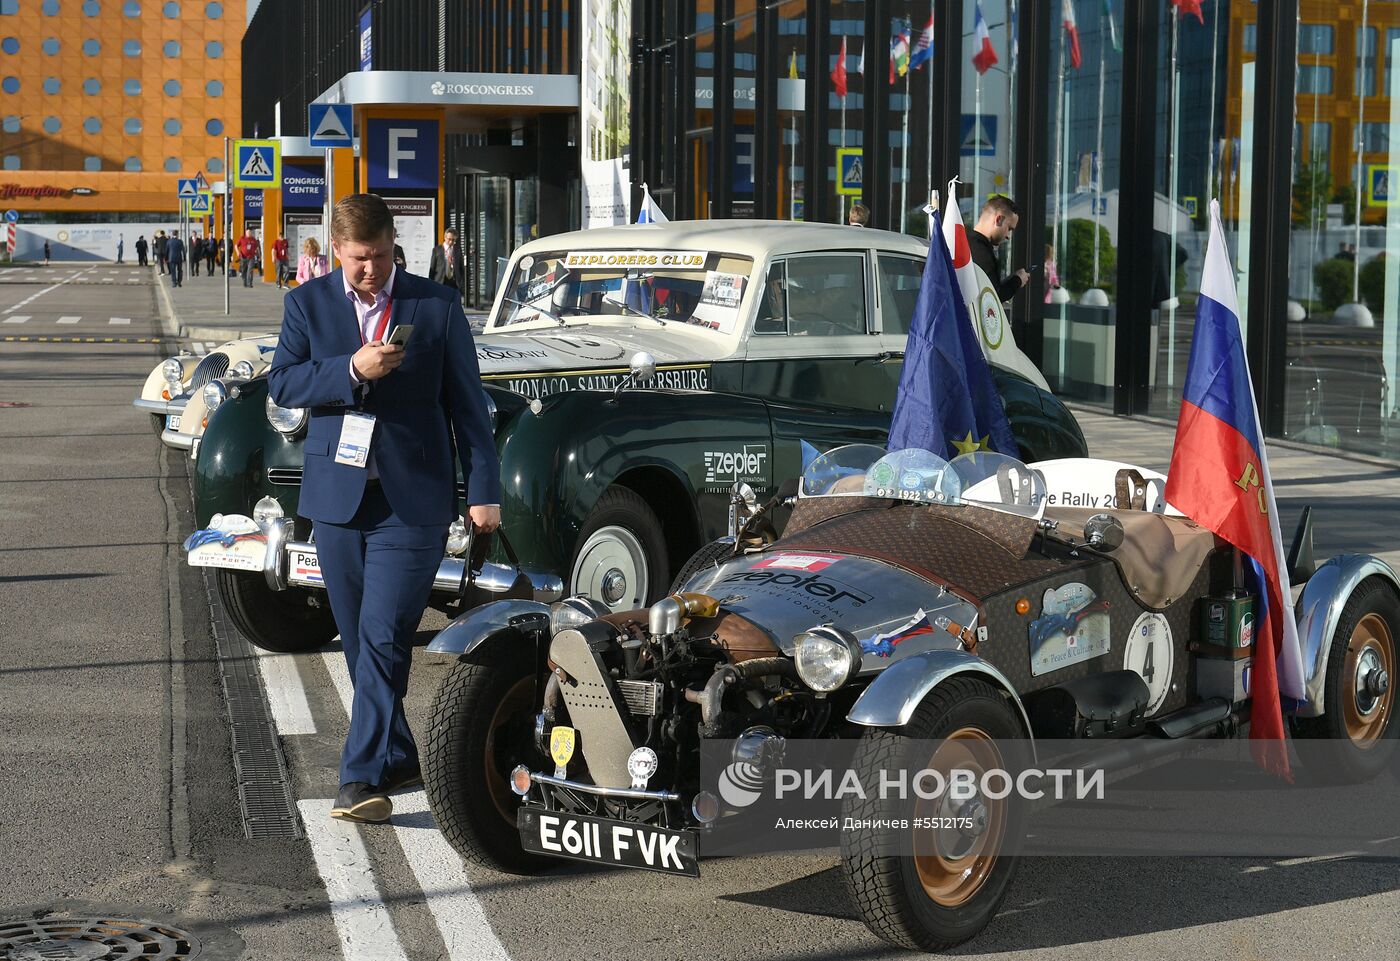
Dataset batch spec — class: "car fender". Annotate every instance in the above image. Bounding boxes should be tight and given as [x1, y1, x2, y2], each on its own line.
[1294, 554, 1400, 718]
[193, 378, 301, 526]
[495, 388, 773, 573]
[847, 649, 1035, 745]
[425, 598, 552, 659]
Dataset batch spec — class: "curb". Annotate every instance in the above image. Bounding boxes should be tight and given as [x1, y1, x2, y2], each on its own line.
[153, 268, 181, 341]
[181, 325, 279, 342]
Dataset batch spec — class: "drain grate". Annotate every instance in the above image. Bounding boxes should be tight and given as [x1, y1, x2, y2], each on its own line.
[0, 916, 201, 960]
[200, 567, 302, 841]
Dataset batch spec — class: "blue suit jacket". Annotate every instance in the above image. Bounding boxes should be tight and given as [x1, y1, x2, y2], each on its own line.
[268, 268, 501, 527]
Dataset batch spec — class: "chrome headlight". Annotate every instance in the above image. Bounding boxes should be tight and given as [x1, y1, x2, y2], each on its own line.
[550, 595, 612, 634]
[252, 495, 284, 526]
[202, 379, 227, 412]
[445, 517, 471, 555]
[265, 394, 308, 434]
[162, 357, 185, 390]
[794, 625, 862, 692]
[231, 359, 256, 379]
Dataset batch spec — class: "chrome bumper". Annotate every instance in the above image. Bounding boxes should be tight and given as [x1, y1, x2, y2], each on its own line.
[158, 397, 193, 449]
[133, 397, 171, 414]
[525, 770, 682, 803]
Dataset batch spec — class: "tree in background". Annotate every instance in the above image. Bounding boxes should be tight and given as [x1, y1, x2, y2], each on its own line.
[1292, 163, 1333, 227]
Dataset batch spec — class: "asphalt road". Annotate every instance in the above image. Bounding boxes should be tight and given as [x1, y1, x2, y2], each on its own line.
[1, 264, 1398, 961]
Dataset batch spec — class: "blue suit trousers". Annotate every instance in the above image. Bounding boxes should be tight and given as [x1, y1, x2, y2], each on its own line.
[314, 483, 448, 787]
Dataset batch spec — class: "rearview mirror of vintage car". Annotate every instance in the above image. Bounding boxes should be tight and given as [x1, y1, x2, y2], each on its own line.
[1083, 512, 1126, 552]
[629, 350, 657, 385]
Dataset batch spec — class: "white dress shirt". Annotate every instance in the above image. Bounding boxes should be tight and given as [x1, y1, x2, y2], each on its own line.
[345, 267, 397, 478]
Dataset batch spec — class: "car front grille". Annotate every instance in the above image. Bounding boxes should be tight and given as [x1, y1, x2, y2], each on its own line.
[190, 352, 229, 390]
[617, 679, 663, 716]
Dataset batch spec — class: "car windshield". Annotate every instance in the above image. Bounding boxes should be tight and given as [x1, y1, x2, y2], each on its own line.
[492, 249, 756, 332]
[799, 445, 1046, 520]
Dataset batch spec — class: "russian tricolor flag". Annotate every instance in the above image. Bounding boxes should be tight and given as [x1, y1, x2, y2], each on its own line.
[971, 3, 998, 75]
[1165, 199, 1307, 778]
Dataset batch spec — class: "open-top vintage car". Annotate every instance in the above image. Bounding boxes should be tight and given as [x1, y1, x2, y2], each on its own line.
[133, 333, 278, 448]
[183, 222, 1087, 653]
[420, 444, 1399, 951]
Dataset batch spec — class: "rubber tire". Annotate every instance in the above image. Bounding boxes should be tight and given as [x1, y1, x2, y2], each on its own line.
[1294, 578, 1400, 784]
[669, 538, 735, 594]
[571, 486, 669, 607]
[424, 640, 550, 874]
[841, 676, 1027, 952]
[215, 569, 338, 654]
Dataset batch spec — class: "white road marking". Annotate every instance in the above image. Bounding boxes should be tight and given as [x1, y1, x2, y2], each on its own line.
[255, 648, 317, 735]
[1, 315, 29, 324]
[56, 315, 80, 324]
[393, 791, 511, 961]
[322, 641, 355, 718]
[297, 800, 412, 961]
[108, 317, 131, 325]
[2, 267, 92, 312]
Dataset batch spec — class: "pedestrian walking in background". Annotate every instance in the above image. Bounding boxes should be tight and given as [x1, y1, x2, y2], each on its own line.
[189, 235, 202, 277]
[43, 240, 51, 265]
[237, 228, 260, 287]
[848, 204, 870, 227]
[166, 231, 185, 287]
[268, 193, 500, 824]
[273, 232, 291, 289]
[135, 235, 148, 267]
[429, 229, 464, 300]
[295, 236, 329, 284]
[154, 232, 167, 274]
[206, 236, 218, 276]
[969, 195, 1029, 305]
[116, 236, 124, 264]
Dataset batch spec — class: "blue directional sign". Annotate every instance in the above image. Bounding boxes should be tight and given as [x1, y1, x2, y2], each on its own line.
[366, 118, 439, 190]
[4, 209, 17, 224]
[177, 178, 199, 199]
[960, 113, 997, 157]
[308, 103, 355, 148]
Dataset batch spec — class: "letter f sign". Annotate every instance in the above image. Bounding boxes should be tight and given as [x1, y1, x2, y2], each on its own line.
[387, 128, 417, 179]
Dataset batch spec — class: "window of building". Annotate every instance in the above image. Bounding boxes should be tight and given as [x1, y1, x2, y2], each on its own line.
[164, 157, 180, 172]
[1243, 24, 1257, 53]
[84, 117, 101, 133]
[1, 76, 18, 94]
[83, 78, 100, 94]
[163, 118, 180, 134]
[82, 0, 99, 14]
[123, 78, 140, 94]
[1299, 24, 1335, 54]
[0, 1, 16, 14]
[163, 40, 179, 56]
[163, 79, 180, 96]
[208, 157, 223, 173]
[1, 37, 18, 54]
[82, 39, 101, 56]
[42, 116, 60, 133]
[123, 118, 141, 134]
[123, 157, 141, 171]
[42, 38, 58, 55]
[1310, 121, 1331, 164]
[1, 115, 17, 133]
[1298, 65, 1333, 94]
[3, 156, 20, 171]
[1358, 26, 1379, 96]
[205, 118, 223, 135]
[205, 1, 221, 17]
[125, 0, 141, 14]
[1363, 121, 1389, 153]
[161, 0, 177, 15]
[205, 79, 223, 96]
[42, 77, 59, 93]
[205, 39, 222, 57]
[42, 0, 60, 15]
[123, 39, 140, 56]
[84, 156, 101, 171]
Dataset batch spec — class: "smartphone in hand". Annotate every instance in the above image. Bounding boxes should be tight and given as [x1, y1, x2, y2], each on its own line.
[385, 324, 415, 347]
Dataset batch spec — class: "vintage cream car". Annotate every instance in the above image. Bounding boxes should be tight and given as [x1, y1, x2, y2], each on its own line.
[133, 334, 278, 449]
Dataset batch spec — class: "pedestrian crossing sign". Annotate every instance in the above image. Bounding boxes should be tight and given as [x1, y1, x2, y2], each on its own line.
[1368, 164, 1398, 207]
[232, 140, 281, 188]
[190, 190, 212, 213]
[194, 170, 210, 191]
[837, 148, 863, 196]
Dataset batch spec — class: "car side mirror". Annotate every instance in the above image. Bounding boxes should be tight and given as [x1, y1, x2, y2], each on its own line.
[1083, 513, 1125, 552]
[610, 351, 658, 399]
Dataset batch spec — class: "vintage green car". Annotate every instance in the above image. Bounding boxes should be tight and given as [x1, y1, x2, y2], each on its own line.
[185, 221, 1087, 652]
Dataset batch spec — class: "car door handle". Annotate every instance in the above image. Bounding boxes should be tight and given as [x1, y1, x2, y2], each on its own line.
[857, 351, 903, 365]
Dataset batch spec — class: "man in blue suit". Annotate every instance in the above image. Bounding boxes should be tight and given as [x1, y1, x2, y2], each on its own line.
[165, 231, 185, 288]
[268, 194, 501, 823]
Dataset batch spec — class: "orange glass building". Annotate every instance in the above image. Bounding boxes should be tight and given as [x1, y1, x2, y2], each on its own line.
[0, 0, 243, 217]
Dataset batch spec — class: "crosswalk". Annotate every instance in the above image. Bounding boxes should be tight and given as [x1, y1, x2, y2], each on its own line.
[1, 315, 140, 326]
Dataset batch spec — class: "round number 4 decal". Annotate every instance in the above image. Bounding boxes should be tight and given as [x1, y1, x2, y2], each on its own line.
[1125, 612, 1174, 716]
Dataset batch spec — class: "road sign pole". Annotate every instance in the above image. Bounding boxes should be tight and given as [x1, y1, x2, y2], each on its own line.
[224, 137, 231, 316]
[324, 147, 333, 257]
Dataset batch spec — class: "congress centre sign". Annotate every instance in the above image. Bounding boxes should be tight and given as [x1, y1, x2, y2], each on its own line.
[314, 71, 578, 110]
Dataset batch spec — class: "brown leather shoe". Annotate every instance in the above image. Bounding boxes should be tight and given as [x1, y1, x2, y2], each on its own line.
[330, 782, 391, 823]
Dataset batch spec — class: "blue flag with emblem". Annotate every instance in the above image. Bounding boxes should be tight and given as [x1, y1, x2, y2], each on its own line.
[887, 210, 1015, 458]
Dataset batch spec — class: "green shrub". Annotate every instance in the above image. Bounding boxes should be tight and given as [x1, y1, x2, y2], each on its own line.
[1359, 254, 1387, 313]
[1312, 257, 1354, 310]
[1054, 219, 1116, 294]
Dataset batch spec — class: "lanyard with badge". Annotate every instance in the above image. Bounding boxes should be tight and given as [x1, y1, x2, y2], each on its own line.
[335, 295, 393, 469]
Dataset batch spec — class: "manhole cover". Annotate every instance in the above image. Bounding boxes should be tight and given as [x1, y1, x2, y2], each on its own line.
[0, 917, 200, 960]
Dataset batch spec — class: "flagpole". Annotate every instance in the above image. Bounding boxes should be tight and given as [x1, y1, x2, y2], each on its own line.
[1052, 31, 1067, 380]
[840, 36, 848, 224]
[1206, 0, 1220, 202]
[973, 72, 983, 208]
[901, 67, 911, 232]
[1167, 11, 1181, 392]
[1093, 6, 1106, 288]
[223, 136, 230, 316]
[1354, 0, 1371, 302]
[790, 115, 797, 219]
[926, 1, 935, 196]
[1008, 0, 1018, 195]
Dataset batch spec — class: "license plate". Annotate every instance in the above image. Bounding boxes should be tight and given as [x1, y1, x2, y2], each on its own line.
[166, 414, 182, 431]
[287, 547, 323, 587]
[518, 808, 699, 877]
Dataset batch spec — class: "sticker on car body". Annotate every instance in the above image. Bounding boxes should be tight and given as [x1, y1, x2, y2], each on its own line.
[753, 552, 841, 572]
[1029, 581, 1112, 676]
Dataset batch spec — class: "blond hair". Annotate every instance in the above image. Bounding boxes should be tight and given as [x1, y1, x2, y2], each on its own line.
[302, 236, 321, 257]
